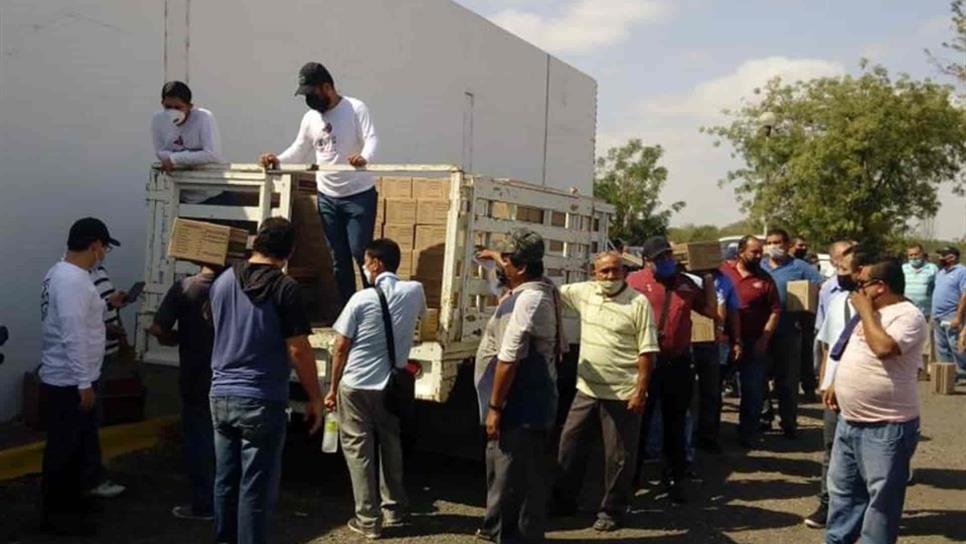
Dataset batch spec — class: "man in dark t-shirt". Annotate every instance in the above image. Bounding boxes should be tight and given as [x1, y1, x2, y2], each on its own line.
[150, 264, 219, 521]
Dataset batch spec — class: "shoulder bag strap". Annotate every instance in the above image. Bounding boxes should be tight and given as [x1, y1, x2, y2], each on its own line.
[374, 285, 397, 369]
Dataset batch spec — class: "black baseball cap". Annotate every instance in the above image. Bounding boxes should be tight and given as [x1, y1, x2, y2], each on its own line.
[642, 236, 673, 260]
[294, 62, 333, 95]
[935, 245, 961, 258]
[67, 217, 120, 249]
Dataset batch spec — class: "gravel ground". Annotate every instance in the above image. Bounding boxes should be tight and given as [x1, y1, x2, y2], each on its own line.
[2, 381, 964, 543]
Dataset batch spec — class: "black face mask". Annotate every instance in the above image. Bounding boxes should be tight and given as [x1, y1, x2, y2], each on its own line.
[837, 274, 857, 291]
[793, 249, 808, 259]
[495, 265, 509, 287]
[742, 256, 761, 270]
[305, 93, 329, 113]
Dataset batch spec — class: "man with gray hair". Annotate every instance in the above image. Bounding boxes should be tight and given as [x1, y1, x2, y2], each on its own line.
[551, 251, 659, 532]
[473, 229, 564, 543]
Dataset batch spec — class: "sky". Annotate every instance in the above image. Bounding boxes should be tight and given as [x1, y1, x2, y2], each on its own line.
[454, 0, 966, 240]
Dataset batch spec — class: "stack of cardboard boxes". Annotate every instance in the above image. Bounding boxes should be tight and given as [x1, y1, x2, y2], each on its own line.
[374, 176, 450, 309]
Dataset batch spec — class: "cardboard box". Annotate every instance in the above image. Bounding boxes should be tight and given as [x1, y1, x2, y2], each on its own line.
[412, 177, 450, 199]
[413, 248, 445, 278]
[415, 225, 448, 251]
[418, 309, 440, 341]
[382, 224, 415, 251]
[416, 199, 450, 225]
[786, 280, 820, 313]
[168, 218, 249, 266]
[415, 277, 443, 306]
[932, 362, 957, 394]
[491, 201, 512, 219]
[384, 199, 417, 225]
[691, 312, 716, 343]
[672, 241, 722, 271]
[379, 176, 413, 199]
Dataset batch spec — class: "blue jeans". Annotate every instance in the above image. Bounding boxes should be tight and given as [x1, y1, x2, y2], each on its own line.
[317, 188, 378, 306]
[211, 396, 288, 544]
[826, 417, 919, 544]
[934, 321, 966, 377]
[182, 399, 215, 515]
[737, 340, 767, 442]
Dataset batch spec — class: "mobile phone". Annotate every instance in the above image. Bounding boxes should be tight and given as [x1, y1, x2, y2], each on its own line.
[125, 281, 146, 304]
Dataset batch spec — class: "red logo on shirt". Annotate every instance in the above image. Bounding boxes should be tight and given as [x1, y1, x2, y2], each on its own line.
[753, 280, 764, 290]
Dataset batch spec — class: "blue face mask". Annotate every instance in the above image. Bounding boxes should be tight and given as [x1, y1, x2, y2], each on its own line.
[655, 258, 678, 278]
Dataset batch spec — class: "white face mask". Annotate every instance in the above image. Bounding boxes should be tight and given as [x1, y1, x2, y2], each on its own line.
[766, 244, 787, 259]
[364, 268, 376, 286]
[166, 108, 186, 125]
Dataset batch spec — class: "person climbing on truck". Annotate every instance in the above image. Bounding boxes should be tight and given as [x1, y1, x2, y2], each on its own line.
[259, 62, 379, 310]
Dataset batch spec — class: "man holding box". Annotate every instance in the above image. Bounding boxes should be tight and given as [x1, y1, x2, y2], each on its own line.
[760, 228, 823, 439]
[260, 62, 379, 307]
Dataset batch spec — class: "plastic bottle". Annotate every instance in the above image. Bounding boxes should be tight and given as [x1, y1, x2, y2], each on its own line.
[321, 410, 339, 453]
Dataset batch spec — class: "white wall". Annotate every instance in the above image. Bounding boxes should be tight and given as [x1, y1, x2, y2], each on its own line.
[0, 0, 596, 421]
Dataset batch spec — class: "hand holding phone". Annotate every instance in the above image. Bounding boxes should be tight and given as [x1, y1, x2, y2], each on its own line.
[125, 281, 146, 304]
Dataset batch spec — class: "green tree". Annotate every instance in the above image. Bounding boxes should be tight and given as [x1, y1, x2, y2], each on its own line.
[704, 63, 966, 249]
[594, 139, 684, 244]
[926, 0, 966, 85]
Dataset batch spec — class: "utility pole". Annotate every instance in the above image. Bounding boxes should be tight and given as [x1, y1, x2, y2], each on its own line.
[758, 111, 777, 238]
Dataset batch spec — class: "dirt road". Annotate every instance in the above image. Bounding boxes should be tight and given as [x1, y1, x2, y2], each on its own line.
[2, 382, 963, 543]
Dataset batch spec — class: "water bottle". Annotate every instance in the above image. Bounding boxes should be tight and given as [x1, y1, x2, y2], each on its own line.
[321, 410, 339, 453]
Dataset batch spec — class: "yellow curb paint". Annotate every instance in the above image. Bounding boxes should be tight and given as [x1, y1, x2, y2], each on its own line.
[0, 416, 178, 482]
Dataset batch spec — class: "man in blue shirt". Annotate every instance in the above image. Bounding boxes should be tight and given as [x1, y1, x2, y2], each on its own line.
[903, 243, 938, 317]
[760, 229, 823, 438]
[931, 246, 966, 377]
[209, 218, 325, 544]
[325, 238, 426, 540]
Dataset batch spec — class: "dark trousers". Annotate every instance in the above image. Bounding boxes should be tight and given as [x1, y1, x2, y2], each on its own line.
[692, 343, 721, 445]
[737, 340, 767, 441]
[639, 356, 693, 480]
[41, 383, 102, 519]
[182, 398, 215, 516]
[819, 407, 839, 506]
[762, 331, 802, 433]
[211, 396, 288, 544]
[317, 188, 378, 307]
[555, 392, 641, 517]
[483, 426, 550, 543]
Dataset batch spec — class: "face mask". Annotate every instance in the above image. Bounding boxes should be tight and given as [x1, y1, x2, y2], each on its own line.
[766, 244, 787, 259]
[166, 108, 186, 125]
[654, 259, 677, 278]
[793, 248, 807, 259]
[837, 274, 857, 291]
[597, 279, 624, 296]
[305, 93, 329, 113]
[364, 268, 375, 286]
[742, 256, 761, 270]
[908, 257, 924, 269]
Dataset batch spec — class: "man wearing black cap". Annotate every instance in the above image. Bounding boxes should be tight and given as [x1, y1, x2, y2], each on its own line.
[931, 246, 966, 377]
[626, 236, 716, 504]
[260, 62, 379, 308]
[39, 218, 125, 536]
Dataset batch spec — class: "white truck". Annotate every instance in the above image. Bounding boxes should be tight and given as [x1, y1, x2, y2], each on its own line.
[136, 164, 612, 450]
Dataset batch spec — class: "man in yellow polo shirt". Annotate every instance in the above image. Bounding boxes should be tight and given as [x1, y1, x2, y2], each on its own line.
[551, 251, 659, 532]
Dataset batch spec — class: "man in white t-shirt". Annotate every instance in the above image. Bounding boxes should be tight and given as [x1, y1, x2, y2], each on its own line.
[260, 62, 380, 307]
[40, 218, 126, 536]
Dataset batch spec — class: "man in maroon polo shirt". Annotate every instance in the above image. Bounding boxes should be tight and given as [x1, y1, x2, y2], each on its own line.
[718, 235, 782, 449]
[628, 236, 716, 504]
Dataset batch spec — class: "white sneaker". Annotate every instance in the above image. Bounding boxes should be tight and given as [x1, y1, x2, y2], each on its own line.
[85, 480, 126, 498]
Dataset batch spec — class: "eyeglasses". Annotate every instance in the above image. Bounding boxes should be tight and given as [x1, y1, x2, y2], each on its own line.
[103, 244, 113, 254]
[856, 278, 883, 289]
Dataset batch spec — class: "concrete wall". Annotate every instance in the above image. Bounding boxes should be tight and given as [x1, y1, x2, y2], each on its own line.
[0, 0, 597, 421]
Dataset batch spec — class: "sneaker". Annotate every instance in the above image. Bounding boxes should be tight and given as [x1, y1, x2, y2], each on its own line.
[474, 528, 495, 542]
[347, 518, 381, 540]
[803, 503, 828, 529]
[85, 480, 126, 499]
[172, 505, 214, 521]
[592, 514, 620, 532]
[383, 512, 407, 528]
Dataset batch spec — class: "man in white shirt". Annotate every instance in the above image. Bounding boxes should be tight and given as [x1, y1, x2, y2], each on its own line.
[260, 62, 380, 308]
[151, 81, 223, 172]
[325, 239, 425, 540]
[40, 218, 126, 536]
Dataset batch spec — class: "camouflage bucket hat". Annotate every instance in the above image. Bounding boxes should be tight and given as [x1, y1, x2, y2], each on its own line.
[493, 228, 545, 264]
